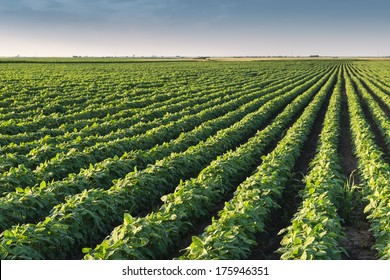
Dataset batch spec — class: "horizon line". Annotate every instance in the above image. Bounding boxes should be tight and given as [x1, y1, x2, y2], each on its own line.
[1, 55, 390, 59]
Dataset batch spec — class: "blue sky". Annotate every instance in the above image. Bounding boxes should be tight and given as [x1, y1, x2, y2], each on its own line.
[1, 0, 389, 57]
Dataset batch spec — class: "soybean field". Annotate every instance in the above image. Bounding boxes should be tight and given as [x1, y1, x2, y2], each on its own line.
[0, 59, 389, 260]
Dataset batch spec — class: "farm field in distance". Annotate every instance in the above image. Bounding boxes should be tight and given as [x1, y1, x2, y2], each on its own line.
[0, 58, 389, 260]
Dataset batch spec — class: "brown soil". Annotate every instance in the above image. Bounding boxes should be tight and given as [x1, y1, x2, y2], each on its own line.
[341, 220, 377, 259]
[339, 88, 359, 178]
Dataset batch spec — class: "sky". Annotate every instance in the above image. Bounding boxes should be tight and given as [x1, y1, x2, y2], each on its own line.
[0, 0, 389, 57]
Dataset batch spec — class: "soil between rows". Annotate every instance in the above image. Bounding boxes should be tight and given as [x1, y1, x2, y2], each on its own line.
[339, 70, 377, 260]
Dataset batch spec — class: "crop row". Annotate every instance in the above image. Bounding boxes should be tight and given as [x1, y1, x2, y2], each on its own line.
[0, 61, 318, 127]
[1, 63, 319, 147]
[0, 84, 185, 135]
[0, 70, 315, 230]
[344, 66, 390, 259]
[277, 69, 345, 259]
[1, 63, 265, 143]
[82, 67, 338, 260]
[346, 68, 390, 150]
[349, 65, 390, 110]
[0, 62, 268, 116]
[0, 79, 258, 172]
[178, 67, 339, 260]
[0, 67, 336, 259]
[0, 82, 268, 191]
[0, 62, 232, 121]
[0, 66, 317, 166]
[0, 66, 326, 195]
[351, 63, 390, 96]
[0, 77, 251, 145]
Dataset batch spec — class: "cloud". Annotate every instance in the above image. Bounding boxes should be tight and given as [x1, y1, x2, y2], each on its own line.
[0, 0, 196, 32]
[1, 0, 389, 57]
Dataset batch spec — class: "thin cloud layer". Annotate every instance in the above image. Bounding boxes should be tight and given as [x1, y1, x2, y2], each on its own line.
[0, 0, 389, 56]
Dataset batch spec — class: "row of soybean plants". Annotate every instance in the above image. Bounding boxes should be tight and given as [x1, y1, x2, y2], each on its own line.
[0, 60, 332, 136]
[343, 66, 390, 260]
[346, 67, 390, 150]
[82, 67, 338, 260]
[0, 65, 337, 259]
[0, 62, 198, 119]
[0, 78, 261, 170]
[0, 76, 255, 174]
[0, 64, 233, 141]
[0, 64, 323, 198]
[177, 67, 339, 260]
[358, 61, 390, 86]
[0, 74, 163, 134]
[276, 63, 390, 260]
[0, 64, 96, 118]
[0, 60, 274, 120]
[349, 64, 390, 109]
[276, 68, 345, 259]
[0, 60, 314, 140]
[0, 63, 314, 169]
[0, 63, 327, 190]
[0, 64, 325, 195]
[181, 63, 390, 260]
[0, 62, 294, 154]
[362, 62, 390, 96]
[0, 88, 237, 189]
[0, 62, 218, 135]
[278, 64, 390, 260]
[0, 64, 322, 230]
[0, 62, 322, 150]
